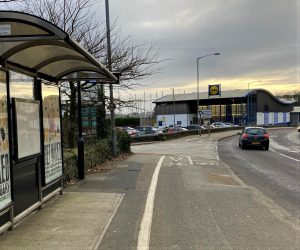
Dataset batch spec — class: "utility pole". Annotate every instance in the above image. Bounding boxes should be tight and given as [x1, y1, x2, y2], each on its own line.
[105, 0, 116, 154]
[171, 88, 175, 129]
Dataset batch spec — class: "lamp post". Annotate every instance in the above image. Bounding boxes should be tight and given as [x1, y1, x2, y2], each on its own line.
[171, 88, 175, 130]
[247, 80, 262, 126]
[197, 53, 220, 135]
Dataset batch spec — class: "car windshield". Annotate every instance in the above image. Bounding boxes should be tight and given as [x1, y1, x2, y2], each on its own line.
[245, 128, 266, 135]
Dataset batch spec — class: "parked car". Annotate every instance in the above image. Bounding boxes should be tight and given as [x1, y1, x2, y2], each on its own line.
[211, 122, 226, 128]
[298, 126, 300, 132]
[122, 127, 137, 136]
[186, 125, 206, 130]
[223, 122, 239, 127]
[152, 127, 164, 134]
[238, 127, 269, 150]
[135, 126, 157, 135]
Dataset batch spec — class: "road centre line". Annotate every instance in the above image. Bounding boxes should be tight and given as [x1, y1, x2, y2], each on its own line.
[270, 148, 300, 162]
[137, 156, 165, 250]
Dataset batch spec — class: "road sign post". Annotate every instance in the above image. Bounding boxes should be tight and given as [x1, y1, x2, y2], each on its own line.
[199, 110, 212, 136]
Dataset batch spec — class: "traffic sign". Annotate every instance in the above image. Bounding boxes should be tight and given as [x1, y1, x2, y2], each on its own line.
[199, 110, 212, 119]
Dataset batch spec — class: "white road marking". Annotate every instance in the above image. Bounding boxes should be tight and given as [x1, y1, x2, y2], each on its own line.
[215, 144, 220, 161]
[270, 148, 300, 162]
[137, 156, 165, 250]
[185, 138, 199, 142]
[170, 157, 183, 162]
[52, 226, 63, 231]
[288, 134, 300, 144]
[187, 156, 193, 165]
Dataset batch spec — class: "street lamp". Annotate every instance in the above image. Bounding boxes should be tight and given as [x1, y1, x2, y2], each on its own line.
[197, 53, 220, 135]
[247, 80, 262, 126]
[170, 88, 175, 130]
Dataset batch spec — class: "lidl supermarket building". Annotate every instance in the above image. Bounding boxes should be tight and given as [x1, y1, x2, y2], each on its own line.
[153, 89, 297, 127]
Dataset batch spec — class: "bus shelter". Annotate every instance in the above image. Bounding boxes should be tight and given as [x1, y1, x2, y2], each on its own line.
[0, 11, 117, 232]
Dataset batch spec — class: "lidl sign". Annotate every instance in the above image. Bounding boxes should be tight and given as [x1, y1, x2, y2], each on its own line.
[208, 84, 221, 96]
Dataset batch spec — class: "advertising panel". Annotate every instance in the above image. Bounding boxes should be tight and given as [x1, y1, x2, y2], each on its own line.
[14, 99, 41, 159]
[42, 84, 62, 184]
[0, 71, 11, 209]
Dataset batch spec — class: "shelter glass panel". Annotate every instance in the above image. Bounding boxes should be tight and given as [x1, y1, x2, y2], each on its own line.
[0, 71, 12, 209]
[42, 83, 62, 184]
[9, 71, 34, 99]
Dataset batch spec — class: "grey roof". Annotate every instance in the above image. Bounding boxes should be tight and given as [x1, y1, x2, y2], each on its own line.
[0, 11, 117, 83]
[154, 89, 251, 103]
[153, 88, 295, 106]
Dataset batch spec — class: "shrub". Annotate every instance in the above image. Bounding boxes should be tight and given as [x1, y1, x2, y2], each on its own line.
[63, 149, 78, 181]
[117, 129, 131, 153]
[85, 139, 113, 169]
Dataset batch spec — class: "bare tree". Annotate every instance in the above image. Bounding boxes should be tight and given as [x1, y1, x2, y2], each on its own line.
[13, 0, 163, 146]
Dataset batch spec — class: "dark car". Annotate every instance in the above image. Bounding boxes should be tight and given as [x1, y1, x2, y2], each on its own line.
[135, 126, 157, 135]
[238, 127, 269, 150]
[186, 125, 206, 130]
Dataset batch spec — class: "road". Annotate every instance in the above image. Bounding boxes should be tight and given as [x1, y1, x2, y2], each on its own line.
[1, 130, 299, 249]
[218, 127, 300, 218]
[96, 130, 299, 250]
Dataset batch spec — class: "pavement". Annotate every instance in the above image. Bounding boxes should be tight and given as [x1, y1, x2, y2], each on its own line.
[0, 130, 299, 249]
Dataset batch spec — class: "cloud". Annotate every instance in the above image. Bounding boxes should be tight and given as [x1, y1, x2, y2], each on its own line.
[107, 0, 299, 96]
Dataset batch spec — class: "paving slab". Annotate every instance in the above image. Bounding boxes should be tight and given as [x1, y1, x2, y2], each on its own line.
[0, 192, 123, 250]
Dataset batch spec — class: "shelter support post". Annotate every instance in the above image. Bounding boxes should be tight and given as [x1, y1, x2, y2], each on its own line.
[77, 81, 84, 179]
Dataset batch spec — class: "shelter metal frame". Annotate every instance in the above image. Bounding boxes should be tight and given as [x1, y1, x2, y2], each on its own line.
[0, 11, 118, 233]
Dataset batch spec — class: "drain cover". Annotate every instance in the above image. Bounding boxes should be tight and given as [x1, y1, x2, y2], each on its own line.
[207, 173, 240, 186]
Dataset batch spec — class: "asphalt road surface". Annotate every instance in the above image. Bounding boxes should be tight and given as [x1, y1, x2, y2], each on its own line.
[97, 130, 299, 250]
[218, 127, 300, 218]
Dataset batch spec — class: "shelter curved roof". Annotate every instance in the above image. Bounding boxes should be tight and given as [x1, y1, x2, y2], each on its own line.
[0, 11, 117, 82]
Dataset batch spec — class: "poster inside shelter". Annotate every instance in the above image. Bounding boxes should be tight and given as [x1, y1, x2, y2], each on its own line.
[43, 84, 62, 184]
[15, 100, 40, 158]
[0, 71, 11, 209]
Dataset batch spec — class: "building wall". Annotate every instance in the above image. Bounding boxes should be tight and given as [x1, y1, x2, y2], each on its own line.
[290, 113, 300, 126]
[156, 114, 193, 127]
[256, 91, 293, 112]
[256, 112, 290, 125]
[155, 103, 190, 114]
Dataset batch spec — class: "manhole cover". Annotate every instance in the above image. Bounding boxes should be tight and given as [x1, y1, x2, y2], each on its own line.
[207, 173, 240, 186]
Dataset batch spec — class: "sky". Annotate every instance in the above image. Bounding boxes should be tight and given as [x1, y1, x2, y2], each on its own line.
[99, 0, 299, 105]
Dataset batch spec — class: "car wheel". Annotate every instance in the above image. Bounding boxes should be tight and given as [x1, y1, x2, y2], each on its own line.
[264, 145, 269, 150]
[241, 143, 245, 149]
[238, 141, 241, 147]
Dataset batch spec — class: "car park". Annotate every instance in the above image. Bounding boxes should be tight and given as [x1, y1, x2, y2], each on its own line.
[238, 127, 269, 150]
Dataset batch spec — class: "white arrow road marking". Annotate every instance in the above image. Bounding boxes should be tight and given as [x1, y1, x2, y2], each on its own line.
[170, 157, 183, 162]
[137, 156, 165, 250]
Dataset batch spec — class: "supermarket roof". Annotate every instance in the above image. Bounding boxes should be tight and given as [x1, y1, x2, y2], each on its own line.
[153, 89, 295, 106]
